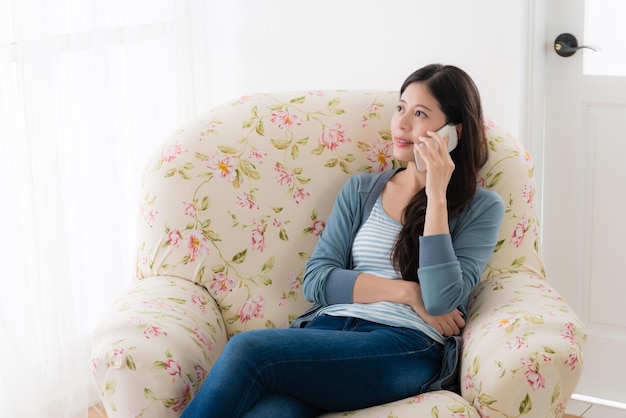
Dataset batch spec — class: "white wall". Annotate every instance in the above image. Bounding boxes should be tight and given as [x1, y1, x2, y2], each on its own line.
[201, 0, 527, 139]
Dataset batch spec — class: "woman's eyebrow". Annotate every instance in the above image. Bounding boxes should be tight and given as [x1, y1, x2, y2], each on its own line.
[398, 99, 433, 112]
[399, 99, 433, 111]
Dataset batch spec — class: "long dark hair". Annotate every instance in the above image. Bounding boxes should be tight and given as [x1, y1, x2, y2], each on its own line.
[391, 64, 488, 282]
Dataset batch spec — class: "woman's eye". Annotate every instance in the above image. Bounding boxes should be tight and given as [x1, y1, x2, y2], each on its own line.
[414, 110, 425, 117]
[396, 105, 403, 112]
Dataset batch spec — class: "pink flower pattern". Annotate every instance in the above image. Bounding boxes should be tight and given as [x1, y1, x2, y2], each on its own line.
[561, 322, 577, 346]
[510, 215, 530, 247]
[365, 138, 393, 172]
[194, 364, 207, 381]
[171, 383, 191, 412]
[565, 353, 580, 370]
[506, 336, 528, 350]
[205, 152, 237, 182]
[250, 218, 266, 252]
[361, 103, 381, 128]
[292, 187, 310, 204]
[318, 123, 350, 151]
[138, 203, 158, 228]
[191, 293, 208, 313]
[287, 272, 301, 292]
[237, 191, 259, 210]
[143, 325, 167, 339]
[105, 348, 125, 368]
[521, 358, 546, 391]
[184, 201, 198, 218]
[209, 272, 234, 297]
[274, 162, 295, 187]
[140, 300, 175, 312]
[186, 232, 208, 262]
[164, 358, 182, 382]
[195, 328, 213, 352]
[310, 219, 325, 236]
[270, 109, 302, 130]
[236, 95, 252, 104]
[167, 229, 183, 247]
[247, 148, 267, 163]
[161, 140, 187, 163]
[238, 295, 264, 323]
[522, 184, 534, 208]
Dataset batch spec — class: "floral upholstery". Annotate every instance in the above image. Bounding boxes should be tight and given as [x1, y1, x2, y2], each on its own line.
[90, 90, 586, 418]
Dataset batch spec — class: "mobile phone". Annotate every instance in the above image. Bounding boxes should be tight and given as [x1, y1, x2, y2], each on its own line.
[413, 123, 458, 172]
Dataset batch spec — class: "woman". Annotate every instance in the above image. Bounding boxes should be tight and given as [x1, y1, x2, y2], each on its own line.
[181, 64, 504, 417]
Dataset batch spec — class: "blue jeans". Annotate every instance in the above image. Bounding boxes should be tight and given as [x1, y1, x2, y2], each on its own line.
[181, 315, 443, 418]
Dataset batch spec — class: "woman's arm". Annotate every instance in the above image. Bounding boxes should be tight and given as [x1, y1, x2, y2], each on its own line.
[302, 175, 365, 306]
[353, 273, 465, 336]
[421, 128, 455, 236]
[305, 227, 466, 335]
[403, 131, 504, 317]
[419, 189, 505, 315]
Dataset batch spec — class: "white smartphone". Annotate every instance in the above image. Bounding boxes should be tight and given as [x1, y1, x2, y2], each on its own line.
[413, 123, 458, 172]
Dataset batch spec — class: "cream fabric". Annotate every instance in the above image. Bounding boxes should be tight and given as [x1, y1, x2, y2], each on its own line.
[91, 90, 586, 418]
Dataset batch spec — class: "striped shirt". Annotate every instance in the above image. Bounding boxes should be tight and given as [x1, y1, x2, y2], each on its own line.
[318, 196, 444, 344]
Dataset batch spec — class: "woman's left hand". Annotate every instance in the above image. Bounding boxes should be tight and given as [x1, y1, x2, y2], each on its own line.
[407, 282, 465, 336]
[419, 308, 466, 337]
[417, 130, 455, 200]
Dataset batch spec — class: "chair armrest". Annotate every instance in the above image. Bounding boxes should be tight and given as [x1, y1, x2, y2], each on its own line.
[90, 276, 228, 417]
[321, 390, 480, 418]
[461, 274, 586, 418]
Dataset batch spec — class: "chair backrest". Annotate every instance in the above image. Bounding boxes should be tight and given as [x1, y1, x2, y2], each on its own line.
[135, 90, 544, 338]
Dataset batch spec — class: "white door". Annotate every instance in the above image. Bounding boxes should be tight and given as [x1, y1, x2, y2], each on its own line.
[544, 0, 626, 404]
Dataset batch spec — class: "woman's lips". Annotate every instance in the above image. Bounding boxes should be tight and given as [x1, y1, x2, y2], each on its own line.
[394, 136, 414, 147]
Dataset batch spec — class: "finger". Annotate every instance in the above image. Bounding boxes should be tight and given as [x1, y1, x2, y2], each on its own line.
[416, 138, 434, 155]
[414, 141, 427, 156]
[441, 321, 454, 337]
[457, 317, 466, 329]
[426, 131, 448, 154]
[454, 312, 466, 328]
[432, 319, 446, 336]
[448, 320, 460, 336]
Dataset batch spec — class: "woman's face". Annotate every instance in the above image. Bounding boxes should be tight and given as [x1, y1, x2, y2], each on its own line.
[391, 82, 447, 163]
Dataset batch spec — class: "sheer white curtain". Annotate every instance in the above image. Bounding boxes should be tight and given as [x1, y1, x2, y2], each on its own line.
[0, 1, 227, 416]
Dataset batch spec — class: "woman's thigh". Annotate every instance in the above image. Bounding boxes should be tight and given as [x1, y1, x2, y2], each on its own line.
[230, 315, 443, 412]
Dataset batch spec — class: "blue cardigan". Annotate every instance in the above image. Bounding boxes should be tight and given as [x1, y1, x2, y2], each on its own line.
[292, 168, 504, 393]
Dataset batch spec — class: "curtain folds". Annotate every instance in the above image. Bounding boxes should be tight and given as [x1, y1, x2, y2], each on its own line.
[0, 1, 224, 416]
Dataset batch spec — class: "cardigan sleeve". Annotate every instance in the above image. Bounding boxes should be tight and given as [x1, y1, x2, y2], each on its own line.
[302, 175, 363, 306]
[418, 188, 504, 315]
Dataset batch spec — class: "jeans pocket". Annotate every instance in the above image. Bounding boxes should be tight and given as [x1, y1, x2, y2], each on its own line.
[402, 327, 443, 354]
[304, 314, 347, 331]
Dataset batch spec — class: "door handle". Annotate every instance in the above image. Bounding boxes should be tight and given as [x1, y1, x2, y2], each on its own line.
[554, 33, 600, 57]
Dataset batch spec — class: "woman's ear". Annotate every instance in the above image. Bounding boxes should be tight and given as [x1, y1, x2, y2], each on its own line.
[455, 123, 463, 140]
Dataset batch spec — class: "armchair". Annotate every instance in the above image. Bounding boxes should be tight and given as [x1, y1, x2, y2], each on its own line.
[90, 90, 586, 417]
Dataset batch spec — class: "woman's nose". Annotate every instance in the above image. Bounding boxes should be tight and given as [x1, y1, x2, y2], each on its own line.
[397, 112, 411, 131]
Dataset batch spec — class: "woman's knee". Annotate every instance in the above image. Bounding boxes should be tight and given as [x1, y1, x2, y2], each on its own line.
[220, 329, 279, 365]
